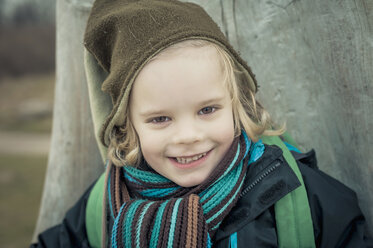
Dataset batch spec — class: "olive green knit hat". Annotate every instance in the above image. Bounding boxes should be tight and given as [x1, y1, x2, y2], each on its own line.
[84, 0, 257, 149]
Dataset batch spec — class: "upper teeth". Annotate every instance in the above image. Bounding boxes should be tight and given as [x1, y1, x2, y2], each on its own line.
[176, 152, 207, 164]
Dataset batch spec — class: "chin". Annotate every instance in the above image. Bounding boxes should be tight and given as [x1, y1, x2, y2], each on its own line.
[174, 175, 206, 188]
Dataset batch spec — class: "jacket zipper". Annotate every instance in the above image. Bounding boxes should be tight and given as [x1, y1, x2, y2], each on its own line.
[239, 160, 281, 198]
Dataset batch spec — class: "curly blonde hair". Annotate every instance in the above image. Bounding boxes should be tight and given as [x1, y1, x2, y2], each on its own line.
[108, 39, 284, 167]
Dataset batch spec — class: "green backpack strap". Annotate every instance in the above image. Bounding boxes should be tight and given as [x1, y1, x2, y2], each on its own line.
[261, 135, 316, 248]
[280, 131, 299, 149]
[86, 173, 105, 248]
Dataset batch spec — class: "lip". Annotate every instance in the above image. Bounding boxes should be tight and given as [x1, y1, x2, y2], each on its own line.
[168, 150, 212, 169]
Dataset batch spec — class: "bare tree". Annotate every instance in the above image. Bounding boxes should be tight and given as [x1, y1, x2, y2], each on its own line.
[33, 0, 373, 241]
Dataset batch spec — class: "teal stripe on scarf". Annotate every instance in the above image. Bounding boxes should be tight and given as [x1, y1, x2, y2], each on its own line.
[202, 162, 243, 214]
[207, 233, 212, 248]
[141, 187, 179, 197]
[123, 200, 145, 247]
[105, 160, 115, 219]
[284, 141, 301, 153]
[208, 178, 245, 228]
[200, 143, 241, 204]
[167, 198, 182, 248]
[214, 143, 242, 182]
[136, 202, 154, 248]
[249, 139, 264, 164]
[242, 131, 250, 157]
[107, 172, 115, 218]
[150, 200, 169, 247]
[111, 202, 126, 248]
[229, 232, 238, 248]
[124, 172, 141, 184]
[125, 166, 170, 184]
[202, 165, 239, 213]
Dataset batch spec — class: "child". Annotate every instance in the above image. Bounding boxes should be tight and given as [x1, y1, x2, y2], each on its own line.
[32, 0, 372, 247]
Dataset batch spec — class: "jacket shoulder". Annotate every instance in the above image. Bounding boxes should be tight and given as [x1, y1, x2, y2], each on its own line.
[215, 146, 372, 247]
[294, 150, 372, 247]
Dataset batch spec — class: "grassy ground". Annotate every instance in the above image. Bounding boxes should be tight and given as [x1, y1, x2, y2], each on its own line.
[0, 73, 54, 248]
[0, 154, 48, 248]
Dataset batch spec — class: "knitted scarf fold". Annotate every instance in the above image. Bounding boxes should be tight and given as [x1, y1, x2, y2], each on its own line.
[108, 132, 264, 248]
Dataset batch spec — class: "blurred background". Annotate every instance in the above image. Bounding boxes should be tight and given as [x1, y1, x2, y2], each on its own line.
[0, 0, 55, 247]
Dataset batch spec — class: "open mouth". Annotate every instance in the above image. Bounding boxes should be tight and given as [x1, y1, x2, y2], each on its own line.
[172, 152, 208, 164]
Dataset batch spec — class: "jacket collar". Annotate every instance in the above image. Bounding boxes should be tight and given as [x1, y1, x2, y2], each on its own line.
[215, 145, 301, 241]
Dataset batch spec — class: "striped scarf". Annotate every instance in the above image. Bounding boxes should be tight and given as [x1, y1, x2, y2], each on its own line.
[108, 132, 264, 248]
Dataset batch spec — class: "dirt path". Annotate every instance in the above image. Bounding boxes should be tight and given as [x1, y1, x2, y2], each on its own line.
[0, 131, 50, 155]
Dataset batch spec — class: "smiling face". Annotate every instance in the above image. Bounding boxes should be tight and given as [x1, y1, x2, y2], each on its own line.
[129, 45, 235, 187]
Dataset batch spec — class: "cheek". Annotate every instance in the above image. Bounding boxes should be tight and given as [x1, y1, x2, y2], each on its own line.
[133, 123, 156, 150]
[220, 118, 235, 149]
[212, 109, 235, 139]
[219, 123, 235, 146]
[137, 134, 162, 160]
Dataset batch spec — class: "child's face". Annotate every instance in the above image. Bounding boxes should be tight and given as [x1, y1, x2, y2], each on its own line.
[129, 45, 235, 187]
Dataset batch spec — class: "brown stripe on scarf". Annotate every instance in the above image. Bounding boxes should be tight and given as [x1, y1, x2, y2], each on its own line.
[179, 197, 191, 248]
[197, 202, 208, 248]
[127, 181, 192, 201]
[141, 202, 159, 247]
[201, 141, 247, 229]
[116, 201, 130, 248]
[126, 177, 175, 191]
[188, 138, 240, 196]
[159, 198, 177, 247]
[131, 201, 148, 246]
[110, 166, 130, 216]
[185, 196, 193, 248]
[112, 166, 122, 215]
[174, 198, 186, 247]
[119, 169, 130, 203]
[186, 194, 199, 248]
[110, 166, 119, 216]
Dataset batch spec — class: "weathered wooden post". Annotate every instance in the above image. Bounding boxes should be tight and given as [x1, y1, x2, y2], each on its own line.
[32, 0, 103, 241]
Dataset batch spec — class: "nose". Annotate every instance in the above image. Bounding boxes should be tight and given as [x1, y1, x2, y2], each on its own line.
[171, 119, 203, 145]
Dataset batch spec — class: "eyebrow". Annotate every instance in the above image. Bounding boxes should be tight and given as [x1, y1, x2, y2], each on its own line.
[198, 96, 225, 106]
[139, 96, 226, 117]
[139, 109, 167, 117]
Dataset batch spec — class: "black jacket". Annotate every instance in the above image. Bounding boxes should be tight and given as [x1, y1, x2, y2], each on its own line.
[31, 145, 372, 247]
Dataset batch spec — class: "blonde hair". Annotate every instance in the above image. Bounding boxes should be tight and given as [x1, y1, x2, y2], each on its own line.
[108, 39, 284, 167]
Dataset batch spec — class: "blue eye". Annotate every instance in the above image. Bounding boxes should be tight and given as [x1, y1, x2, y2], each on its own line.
[151, 116, 170, 123]
[198, 106, 216, 115]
